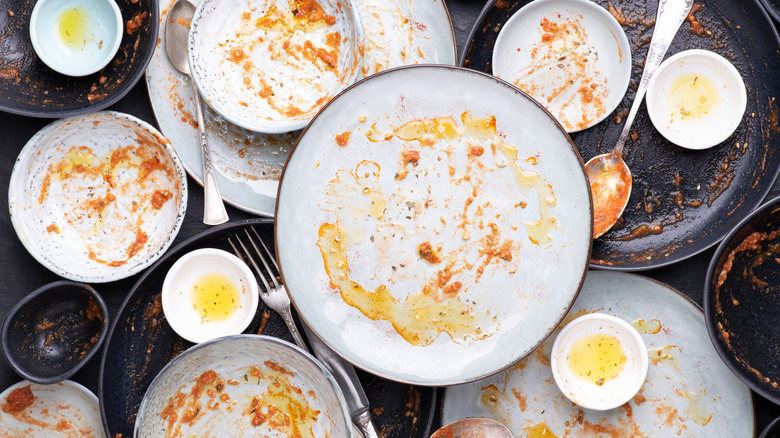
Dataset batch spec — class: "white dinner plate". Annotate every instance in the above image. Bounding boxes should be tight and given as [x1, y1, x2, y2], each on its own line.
[146, 0, 456, 216]
[0, 380, 106, 437]
[492, 0, 631, 133]
[442, 271, 754, 436]
[276, 65, 592, 386]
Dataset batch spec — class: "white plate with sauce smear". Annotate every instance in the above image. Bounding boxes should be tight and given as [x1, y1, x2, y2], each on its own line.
[146, 0, 456, 216]
[441, 271, 754, 437]
[275, 65, 592, 386]
[492, 0, 631, 133]
[0, 380, 106, 437]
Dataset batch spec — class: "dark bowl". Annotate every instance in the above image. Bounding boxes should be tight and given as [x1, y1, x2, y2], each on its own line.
[1, 281, 109, 384]
[704, 195, 780, 404]
[0, 0, 158, 117]
[762, 416, 780, 438]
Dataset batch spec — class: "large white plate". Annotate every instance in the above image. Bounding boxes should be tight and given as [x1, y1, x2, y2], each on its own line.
[0, 380, 106, 437]
[492, 0, 631, 133]
[442, 271, 754, 436]
[146, 0, 456, 216]
[275, 65, 592, 385]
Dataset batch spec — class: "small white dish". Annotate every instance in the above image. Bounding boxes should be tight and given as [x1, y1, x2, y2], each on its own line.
[188, 0, 364, 134]
[550, 313, 648, 411]
[161, 248, 258, 344]
[646, 49, 747, 150]
[0, 380, 106, 437]
[30, 0, 123, 77]
[491, 0, 632, 133]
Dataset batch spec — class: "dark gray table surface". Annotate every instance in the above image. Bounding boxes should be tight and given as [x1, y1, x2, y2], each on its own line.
[0, 0, 777, 435]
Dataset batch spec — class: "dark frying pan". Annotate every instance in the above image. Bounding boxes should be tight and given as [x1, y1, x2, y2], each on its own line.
[462, 0, 780, 270]
[0, 0, 157, 117]
[98, 219, 437, 438]
[704, 195, 780, 405]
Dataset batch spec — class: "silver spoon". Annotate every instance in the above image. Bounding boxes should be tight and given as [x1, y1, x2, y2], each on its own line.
[165, 0, 229, 225]
[585, 0, 693, 238]
[430, 418, 513, 438]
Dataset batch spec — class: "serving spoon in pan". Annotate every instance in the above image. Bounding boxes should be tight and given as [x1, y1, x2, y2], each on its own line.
[585, 0, 693, 238]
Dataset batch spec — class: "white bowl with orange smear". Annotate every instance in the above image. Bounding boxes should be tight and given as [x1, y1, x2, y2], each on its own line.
[550, 313, 648, 410]
[161, 248, 258, 344]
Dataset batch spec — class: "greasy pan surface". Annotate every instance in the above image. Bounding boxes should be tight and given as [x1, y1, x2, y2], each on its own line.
[705, 195, 780, 404]
[0, 0, 157, 117]
[98, 219, 437, 438]
[463, 0, 780, 270]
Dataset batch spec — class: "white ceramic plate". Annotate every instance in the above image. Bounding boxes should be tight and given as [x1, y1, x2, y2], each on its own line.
[0, 380, 106, 437]
[441, 271, 754, 436]
[492, 0, 631, 133]
[188, 0, 364, 134]
[135, 335, 353, 437]
[8, 111, 188, 283]
[146, 0, 456, 216]
[275, 65, 592, 386]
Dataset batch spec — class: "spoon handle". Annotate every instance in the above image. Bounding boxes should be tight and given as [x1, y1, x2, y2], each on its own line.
[614, 0, 694, 156]
[191, 81, 229, 225]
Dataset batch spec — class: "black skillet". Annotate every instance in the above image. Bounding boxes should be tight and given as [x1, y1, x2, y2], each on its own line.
[98, 218, 437, 438]
[704, 195, 780, 405]
[0, 0, 157, 117]
[462, 0, 780, 270]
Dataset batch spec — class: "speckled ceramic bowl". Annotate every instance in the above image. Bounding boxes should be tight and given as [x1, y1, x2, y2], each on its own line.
[134, 335, 353, 437]
[8, 111, 188, 283]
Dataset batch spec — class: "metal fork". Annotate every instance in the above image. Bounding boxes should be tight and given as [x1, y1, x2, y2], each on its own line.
[228, 226, 307, 350]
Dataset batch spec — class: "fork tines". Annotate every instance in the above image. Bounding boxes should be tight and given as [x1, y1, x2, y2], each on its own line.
[228, 226, 281, 290]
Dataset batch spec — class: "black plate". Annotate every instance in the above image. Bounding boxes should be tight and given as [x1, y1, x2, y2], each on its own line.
[704, 195, 780, 405]
[759, 0, 780, 23]
[462, 0, 780, 270]
[98, 219, 437, 438]
[0, 0, 157, 118]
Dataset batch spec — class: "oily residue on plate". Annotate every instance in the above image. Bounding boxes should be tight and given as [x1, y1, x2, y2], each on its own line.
[316, 112, 558, 346]
[0, 382, 102, 436]
[37, 128, 178, 267]
[158, 363, 324, 437]
[510, 16, 608, 132]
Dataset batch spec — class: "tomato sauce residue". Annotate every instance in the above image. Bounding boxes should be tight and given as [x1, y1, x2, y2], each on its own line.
[159, 363, 321, 437]
[37, 124, 178, 268]
[316, 112, 560, 346]
[335, 130, 351, 146]
[2, 386, 34, 413]
[510, 16, 608, 131]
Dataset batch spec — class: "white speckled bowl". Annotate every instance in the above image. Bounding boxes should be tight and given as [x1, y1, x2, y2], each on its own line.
[161, 248, 259, 344]
[135, 335, 353, 437]
[551, 313, 648, 411]
[29, 0, 123, 77]
[0, 380, 106, 437]
[8, 111, 188, 283]
[646, 49, 747, 150]
[188, 0, 364, 134]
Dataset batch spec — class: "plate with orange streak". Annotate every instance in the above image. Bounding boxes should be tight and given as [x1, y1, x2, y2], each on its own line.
[491, 0, 631, 133]
[275, 65, 592, 385]
[8, 111, 187, 283]
[146, 0, 456, 216]
[441, 271, 754, 436]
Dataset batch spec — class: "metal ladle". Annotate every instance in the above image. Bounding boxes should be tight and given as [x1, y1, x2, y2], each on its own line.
[165, 0, 229, 225]
[430, 418, 513, 438]
[586, 0, 693, 238]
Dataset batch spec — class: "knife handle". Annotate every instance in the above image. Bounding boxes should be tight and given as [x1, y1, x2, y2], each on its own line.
[354, 409, 381, 438]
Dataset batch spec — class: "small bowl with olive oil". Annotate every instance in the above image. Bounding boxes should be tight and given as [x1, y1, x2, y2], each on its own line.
[550, 313, 648, 411]
[161, 248, 259, 344]
[29, 0, 123, 77]
[646, 49, 747, 150]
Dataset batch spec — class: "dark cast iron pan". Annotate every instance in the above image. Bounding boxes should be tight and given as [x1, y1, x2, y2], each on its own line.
[704, 195, 780, 405]
[98, 218, 438, 438]
[462, 0, 780, 270]
[0, 0, 157, 118]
